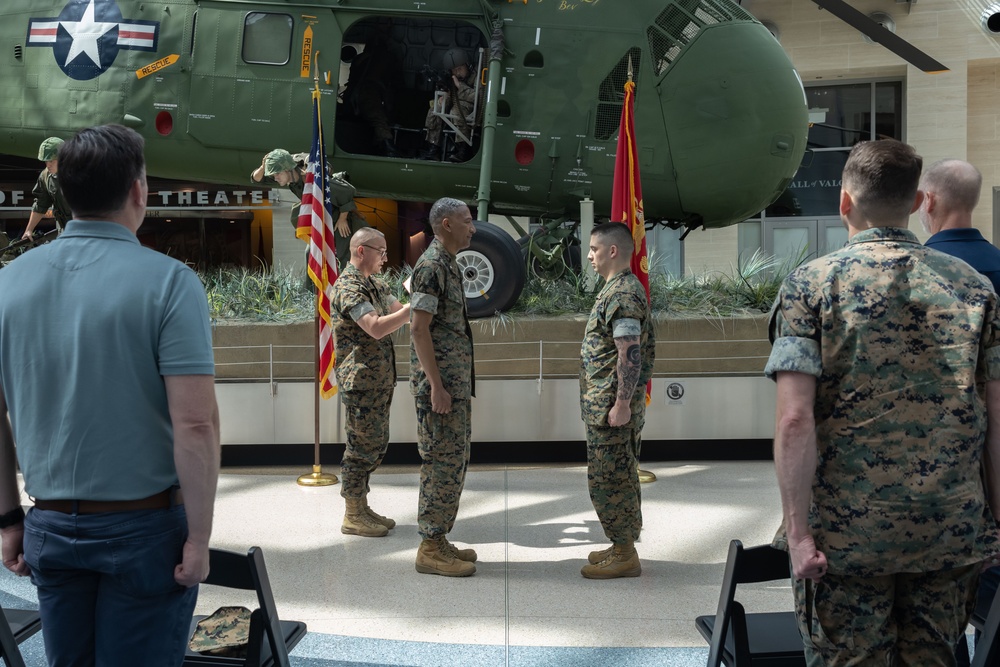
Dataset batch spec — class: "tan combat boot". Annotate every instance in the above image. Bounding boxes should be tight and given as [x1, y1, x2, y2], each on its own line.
[581, 543, 641, 579]
[362, 496, 395, 530]
[441, 538, 477, 563]
[588, 545, 613, 565]
[342, 498, 388, 537]
[415, 538, 476, 577]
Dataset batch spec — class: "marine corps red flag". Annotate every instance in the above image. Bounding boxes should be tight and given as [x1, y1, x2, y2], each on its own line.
[611, 78, 651, 405]
[296, 82, 338, 399]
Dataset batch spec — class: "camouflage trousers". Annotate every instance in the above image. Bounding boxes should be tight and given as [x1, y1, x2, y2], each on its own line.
[340, 389, 393, 499]
[585, 423, 642, 545]
[415, 396, 471, 540]
[793, 563, 979, 666]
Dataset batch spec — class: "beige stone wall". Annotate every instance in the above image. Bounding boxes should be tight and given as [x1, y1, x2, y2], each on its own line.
[727, 0, 1000, 245]
[683, 224, 740, 276]
[968, 59, 1000, 238]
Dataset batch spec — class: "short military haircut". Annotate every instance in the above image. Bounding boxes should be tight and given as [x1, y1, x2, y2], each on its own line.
[350, 226, 385, 250]
[841, 139, 922, 225]
[58, 124, 145, 219]
[428, 197, 468, 235]
[591, 221, 635, 255]
[920, 159, 982, 214]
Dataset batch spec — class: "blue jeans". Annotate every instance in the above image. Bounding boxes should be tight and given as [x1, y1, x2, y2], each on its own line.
[23, 505, 197, 667]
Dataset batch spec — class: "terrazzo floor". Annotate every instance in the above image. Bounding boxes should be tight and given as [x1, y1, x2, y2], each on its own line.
[0, 460, 797, 666]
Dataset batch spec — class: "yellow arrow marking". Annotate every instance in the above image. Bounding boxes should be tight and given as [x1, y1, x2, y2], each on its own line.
[136, 54, 179, 79]
[300, 26, 313, 78]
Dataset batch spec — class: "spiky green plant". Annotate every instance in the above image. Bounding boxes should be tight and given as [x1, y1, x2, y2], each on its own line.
[199, 248, 795, 323]
[199, 265, 314, 322]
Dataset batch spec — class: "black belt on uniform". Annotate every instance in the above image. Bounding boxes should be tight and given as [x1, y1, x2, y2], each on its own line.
[32, 488, 184, 514]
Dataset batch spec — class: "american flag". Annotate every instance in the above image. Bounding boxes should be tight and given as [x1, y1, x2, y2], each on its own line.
[296, 84, 338, 398]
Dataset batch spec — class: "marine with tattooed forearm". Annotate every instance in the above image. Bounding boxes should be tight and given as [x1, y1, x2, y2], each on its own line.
[578, 222, 656, 580]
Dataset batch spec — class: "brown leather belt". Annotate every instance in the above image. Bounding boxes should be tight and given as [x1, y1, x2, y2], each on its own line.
[33, 488, 183, 514]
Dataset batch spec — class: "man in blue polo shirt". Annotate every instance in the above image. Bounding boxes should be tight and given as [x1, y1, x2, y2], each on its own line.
[922, 159, 1000, 292]
[0, 124, 220, 667]
[921, 159, 1000, 665]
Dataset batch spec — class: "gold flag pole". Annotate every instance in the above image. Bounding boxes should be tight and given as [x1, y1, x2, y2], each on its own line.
[625, 54, 655, 485]
[297, 302, 337, 486]
[298, 50, 337, 487]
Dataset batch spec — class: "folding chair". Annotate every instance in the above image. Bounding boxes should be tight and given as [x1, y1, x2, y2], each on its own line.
[0, 607, 41, 667]
[183, 547, 306, 667]
[696, 539, 806, 667]
[972, 579, 1000, 667]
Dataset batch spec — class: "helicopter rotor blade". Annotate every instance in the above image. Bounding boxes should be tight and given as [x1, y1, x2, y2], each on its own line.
[810, 0, 948, 73]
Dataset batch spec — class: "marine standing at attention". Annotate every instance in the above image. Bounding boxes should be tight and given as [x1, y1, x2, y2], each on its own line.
[409, 197, 478, 577]
[579, 222, 655, 580]
[21, 137, 72, 240]
[331, 228, 411, 538]
[0, 124, 220, 666]
[767, 139, 1000, 665]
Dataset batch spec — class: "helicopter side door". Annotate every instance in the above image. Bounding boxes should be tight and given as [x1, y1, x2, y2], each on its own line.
[187, 4, 341, 153]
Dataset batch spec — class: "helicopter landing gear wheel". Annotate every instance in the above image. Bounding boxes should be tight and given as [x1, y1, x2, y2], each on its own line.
[530, 254, 567, 281]
[458, 250, 495, 298]
[456, 220, 526, 319]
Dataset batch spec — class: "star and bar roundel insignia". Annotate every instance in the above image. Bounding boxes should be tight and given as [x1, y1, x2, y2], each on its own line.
[26, 0, 159, 81]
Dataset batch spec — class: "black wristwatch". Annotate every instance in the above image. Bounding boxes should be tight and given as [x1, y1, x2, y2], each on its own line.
[0, 506, 25, 529]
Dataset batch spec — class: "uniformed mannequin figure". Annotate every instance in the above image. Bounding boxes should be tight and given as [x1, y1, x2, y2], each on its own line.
[330, 228, 410, 538]
[343, 27, 403, 158]
[417, 48, 478, 163]
[250, 148, 368, 268]
[21, 137, 71, 240]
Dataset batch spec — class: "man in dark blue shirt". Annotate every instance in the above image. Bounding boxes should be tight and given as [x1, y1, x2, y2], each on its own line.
[922, 158, 1000, 665]
[922, 159, 1000, 292]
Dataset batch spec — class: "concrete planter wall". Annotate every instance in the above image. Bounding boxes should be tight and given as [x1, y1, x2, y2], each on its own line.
[211, 314, 773, 382]
[211, 314, 778, 445]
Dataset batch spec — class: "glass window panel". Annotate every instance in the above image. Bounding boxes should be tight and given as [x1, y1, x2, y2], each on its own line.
[766, 150, 848, 217]
[823, 223, 848, 256]
[874, 81, 903, 140]
[243, 13, 293, 65]
[806, 83, 871, 149]
[773, 227, 811, 266]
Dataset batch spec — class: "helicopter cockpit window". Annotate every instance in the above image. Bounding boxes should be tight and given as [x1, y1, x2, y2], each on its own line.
[647, 1, 750, 76]
[336, 16, 488, 161]
[595, 47, 642, 141]
[242, 13, 293, 66]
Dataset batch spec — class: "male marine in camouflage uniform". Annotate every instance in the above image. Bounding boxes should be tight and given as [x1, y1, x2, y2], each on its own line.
[331, 228, 410, 538]
[409, 197, 478, 577]
[21, 137, 71, 240]
[767, 139, 1000, 666]
[579, 222, 655, 580]
[250, 148, 367, 268]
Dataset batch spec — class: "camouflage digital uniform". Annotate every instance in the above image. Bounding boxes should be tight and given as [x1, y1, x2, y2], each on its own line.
[766, 226, 1000, 666]
[409, 238, 475, 541]
[252, 162, 366, 267]
[580, 269, 655, 545]
[30, 169, 71, 232]
[331, 262, 398, 499]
